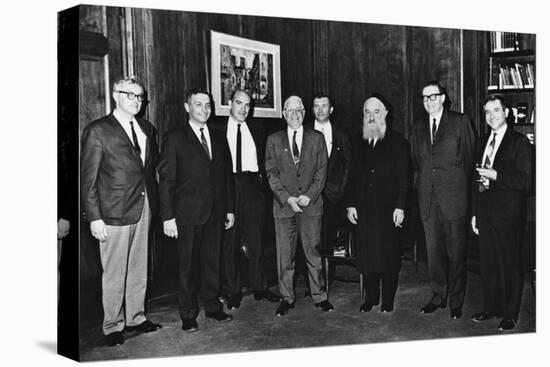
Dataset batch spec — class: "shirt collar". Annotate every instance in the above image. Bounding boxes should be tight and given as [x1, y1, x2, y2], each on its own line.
[113, 109, 136, 125]
[228, 116, 246, 126]
[287, 125, 304, 135]
[430, 109, 444, 125]
[314, 120, 331, 130]
[491, 122, 508, 137]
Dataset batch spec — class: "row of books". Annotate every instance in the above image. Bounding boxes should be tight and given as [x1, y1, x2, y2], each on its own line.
[489, 31, 520, 52]
[488, 58, 535, 90]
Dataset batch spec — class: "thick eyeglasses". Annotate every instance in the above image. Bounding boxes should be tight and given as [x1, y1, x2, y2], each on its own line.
[284, 108, 304, 115]
[116, 90, 146, 102]
[422, 93, 442, 102]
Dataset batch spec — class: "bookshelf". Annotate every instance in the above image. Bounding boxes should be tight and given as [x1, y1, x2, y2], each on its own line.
[486, 31, 536, 144]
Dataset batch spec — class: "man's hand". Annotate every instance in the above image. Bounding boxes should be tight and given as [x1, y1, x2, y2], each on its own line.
[393, 208, 404, 228]
[471, 216, 479, 235]
[476, 167, 497, 181]
[58, 218, 70, 240]
[346, 207, 358, 225]
[287, 197, 304, 213]
[90, 219, 108, 242]
[225, 213, 235, 229]
[163, 218, 178, 239]
[297, 195, 311, 207]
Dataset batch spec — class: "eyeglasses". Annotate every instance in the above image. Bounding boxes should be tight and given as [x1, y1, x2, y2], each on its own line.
[116, 90, 146, 102]
[284, 108, 304, 115]
[422, 93, 442, 102]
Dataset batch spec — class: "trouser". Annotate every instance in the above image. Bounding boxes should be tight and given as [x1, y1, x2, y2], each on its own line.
[177, 213, 224, 321]
[478, 217, 524, 321]
[222, 172, 266, 294]
[99, 195, 150, 335]
[422, 190, 467, 309]
[363, 270, 399, 307]
[275, 215, 327, 304]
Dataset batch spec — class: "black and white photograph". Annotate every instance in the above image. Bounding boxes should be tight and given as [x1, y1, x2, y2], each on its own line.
[4, 0, 548, 366]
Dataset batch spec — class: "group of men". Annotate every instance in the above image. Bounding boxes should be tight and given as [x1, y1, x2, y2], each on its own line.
[79, 76, 532, 347]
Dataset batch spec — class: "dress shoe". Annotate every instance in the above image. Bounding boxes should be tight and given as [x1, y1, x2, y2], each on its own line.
[105, 331, 124, 347]
[471, 311, 499, 323]
[205, 310, 233, 322]
[181, 319, 198, 332]
[126, 320, 162, 333]
[359, 302, 375, 313]
[275, 301, 295, 316]
[420, 302, 446, 314]
[381, 305, 394, 313]
[315, 300, 334, 312]
[253, 289, 282, 303]
[498, 318, 517, 331]
[450, 307, 463, 320]
[227, 293, 242, 310]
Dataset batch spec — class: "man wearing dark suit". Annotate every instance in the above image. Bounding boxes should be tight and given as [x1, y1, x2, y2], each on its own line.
[346, 94, 409, 313]
[213, 89, 280, 309]
[265, 95, 333, 316]
[158, 88, 235, 332]
[307, 93, 351, 255]
[81, 77, 162, 347]
[410, 81, 475, 320]
[470, 95, 532, 331]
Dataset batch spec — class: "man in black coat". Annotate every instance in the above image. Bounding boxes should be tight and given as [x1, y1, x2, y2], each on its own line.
[212, 89, 280, 310]
[158, 88, 235, 332]
[81, 77, 162, 347]
[345, 94, 409, 312]
[470, 95, 533, 331]
[410, 81, 475, 320]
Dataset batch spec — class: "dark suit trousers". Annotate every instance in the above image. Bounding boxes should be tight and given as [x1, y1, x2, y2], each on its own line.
[364, 270, 399, 308]
[176, 215, 223, 321]
[222, 173, 266, 294]
[422, 190, 467, 308]
[478, 216, 523, 321]
[320, 194, 342, 254]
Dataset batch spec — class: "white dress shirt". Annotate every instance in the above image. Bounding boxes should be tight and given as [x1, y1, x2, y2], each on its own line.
[226, 117, 259, 173]
[429, 109, 444, 144]
[314, 120, 333, 157]
[113, 109, 147, 163]
[188, 120, 212, 158]
[482, 123, 508, 168]
[287, 125, 304, 154]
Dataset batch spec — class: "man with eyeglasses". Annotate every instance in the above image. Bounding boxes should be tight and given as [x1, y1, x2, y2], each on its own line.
[158, 88, 235, 332]
[81, 77, 162, 347]
[410, 81, 475, 320]
[265, 95, 333, 316]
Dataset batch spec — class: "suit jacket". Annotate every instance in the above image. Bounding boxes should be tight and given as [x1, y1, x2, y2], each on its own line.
[80, 114, 159, 226]
[158, 122, 235, 226]
[265, 127, 327, 218]
[304, 122, 351, 203]
[471, 127, 532, 231]
[211, 117, 267, 178]
[411, 109, 475, 221]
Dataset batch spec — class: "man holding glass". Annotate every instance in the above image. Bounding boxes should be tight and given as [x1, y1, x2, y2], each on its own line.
[470, 95, 532, 331]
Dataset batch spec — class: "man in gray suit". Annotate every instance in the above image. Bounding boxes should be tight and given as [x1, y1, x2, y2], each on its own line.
[410, 81, 475, 320]
[265, 95, 333, 316]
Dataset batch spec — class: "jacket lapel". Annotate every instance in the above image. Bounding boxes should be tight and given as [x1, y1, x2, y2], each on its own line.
[185, 122, 211, 163]
[433, 110, 448, 146]
[108, 114, 142, 164]
[136, 117, 150, 166]
[283, 130, 297, 169]
[491, 127, 512, 169]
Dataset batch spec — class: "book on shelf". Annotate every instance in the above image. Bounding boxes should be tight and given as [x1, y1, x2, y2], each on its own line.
[491, 31, 518, 52]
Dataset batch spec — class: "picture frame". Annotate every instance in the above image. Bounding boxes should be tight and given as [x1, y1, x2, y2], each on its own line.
[210, 30, 282, 118]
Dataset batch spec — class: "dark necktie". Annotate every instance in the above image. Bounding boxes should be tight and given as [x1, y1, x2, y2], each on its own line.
[200, 127, 211, 160]
[292, 130, 300, 167]
[236, 123, 242, 173]
[368, 139, 374, 149]
[129, 120, 142, 158]
[483, 132, 498, 168]
[431, 118, 437, 145]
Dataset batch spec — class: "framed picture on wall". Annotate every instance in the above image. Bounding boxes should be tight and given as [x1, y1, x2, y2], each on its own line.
[210, 30, 282, 118]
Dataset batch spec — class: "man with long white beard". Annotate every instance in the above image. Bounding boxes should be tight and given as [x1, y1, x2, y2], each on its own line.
[345, 94, 409, 313]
